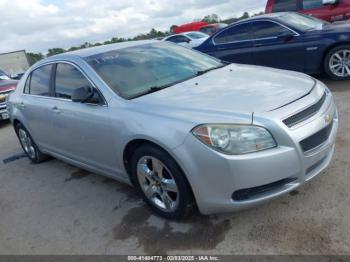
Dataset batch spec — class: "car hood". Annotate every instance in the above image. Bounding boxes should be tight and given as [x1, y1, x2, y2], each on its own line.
[0, 80, 17, 92]
[135, 64, 315, 115]
[322, 21, 350, 33]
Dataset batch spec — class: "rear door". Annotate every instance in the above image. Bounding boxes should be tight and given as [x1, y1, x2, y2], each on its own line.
[206, 23, 255, 64]
[48, 62, 117, 174]
[21, 64, 54, 148]
[251, 20, 306, 72]
[300, 0, 349, 21]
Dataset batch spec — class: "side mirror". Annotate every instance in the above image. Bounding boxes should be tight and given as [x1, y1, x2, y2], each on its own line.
[183, 38, 191, 43]
[323, 0, 339, 5]
[72, 86, 94, 103]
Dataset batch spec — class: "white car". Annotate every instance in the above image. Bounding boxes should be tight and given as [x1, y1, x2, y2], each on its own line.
[163, 31, 209, 48]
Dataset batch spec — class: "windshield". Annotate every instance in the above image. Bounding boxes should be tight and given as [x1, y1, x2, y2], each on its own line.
[86, 42, 223, 99]
[276, 12, 329, 31]
[186, 32, 209, 39]
[0, 70, 10, 80]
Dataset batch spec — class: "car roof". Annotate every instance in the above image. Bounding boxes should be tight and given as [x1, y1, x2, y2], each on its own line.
[48, 40, 159, 60]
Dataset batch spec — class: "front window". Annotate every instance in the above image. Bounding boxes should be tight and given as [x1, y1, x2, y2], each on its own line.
[54, 63, 91, 99]
[275, 12, 329, 31]
[85, 42, 223, 99]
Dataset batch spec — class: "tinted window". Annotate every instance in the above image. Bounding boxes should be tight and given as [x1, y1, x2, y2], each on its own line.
[200, 26, 216, 35]
[252, 21, 291, 39]
[29, 65, 52, 96]
[276, 12, 327, 31]
[186, 32, 208, 39]
[214, 23, 252, 44]
[303, 0, 323, 10]
[272, 0, 301, 12]
[85, 42, 223, 99]
[24, 75, 31, 94]
[55, 63, 91, 99]
[167, 35, 189, 43]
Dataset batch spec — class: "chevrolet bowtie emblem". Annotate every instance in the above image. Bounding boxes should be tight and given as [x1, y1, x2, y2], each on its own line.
[0, 94, 6, 103]
[325, 114, 332, 124]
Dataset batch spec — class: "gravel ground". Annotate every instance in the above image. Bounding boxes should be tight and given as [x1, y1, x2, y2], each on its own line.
[0, 77, 349, 255]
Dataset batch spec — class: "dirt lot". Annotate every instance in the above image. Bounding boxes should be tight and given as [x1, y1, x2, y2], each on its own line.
[0, 77, 349, 255]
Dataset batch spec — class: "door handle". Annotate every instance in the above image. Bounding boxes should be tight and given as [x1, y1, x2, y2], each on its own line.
[18, 102, 25, 109]
[254, 43, 263, 47]
[52, 106, 61, 114]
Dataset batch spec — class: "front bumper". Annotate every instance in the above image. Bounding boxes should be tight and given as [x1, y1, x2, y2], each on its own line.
[172, 91, 338, 215]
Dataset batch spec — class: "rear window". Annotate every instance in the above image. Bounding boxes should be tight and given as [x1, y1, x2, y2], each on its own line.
[214, 23, 252, 44]
[272, 0, 301, 12]
[27, 65, 52, 96]
[303, 0, 323, 10]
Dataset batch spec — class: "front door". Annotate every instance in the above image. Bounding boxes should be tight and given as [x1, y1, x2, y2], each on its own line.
[48, 63, 119, 175]
[250, 21, 306, 72]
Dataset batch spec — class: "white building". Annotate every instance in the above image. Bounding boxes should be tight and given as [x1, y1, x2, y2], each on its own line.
[0, 50, 30, 77]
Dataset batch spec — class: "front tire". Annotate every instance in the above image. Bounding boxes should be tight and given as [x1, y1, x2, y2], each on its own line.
[130, 144, 195, 220]
[324, 45, 350, 80]
[15, 123, 48, 163]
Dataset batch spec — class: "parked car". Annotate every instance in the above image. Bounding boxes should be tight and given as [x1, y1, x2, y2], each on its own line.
[8, 41, 338, 219]
[266, 0, 350, 22]
[163, 31, 209, 48]
[196, 12, 350, 80]
[172, 21, 209, 34]
[199, 23, 228, 35]
[0, 70, 17, 121]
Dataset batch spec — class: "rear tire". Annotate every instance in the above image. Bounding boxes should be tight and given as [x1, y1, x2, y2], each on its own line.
[324, 45, 350, 80]
[15, 123, 49, 163]
[130, 144, 195, 220]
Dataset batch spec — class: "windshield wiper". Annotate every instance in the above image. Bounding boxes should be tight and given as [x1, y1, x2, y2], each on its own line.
[130, 84, 172, 99]
[196, 64, 227, 76]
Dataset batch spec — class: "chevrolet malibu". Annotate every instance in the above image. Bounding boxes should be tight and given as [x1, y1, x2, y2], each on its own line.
[8, 41, 338, 219]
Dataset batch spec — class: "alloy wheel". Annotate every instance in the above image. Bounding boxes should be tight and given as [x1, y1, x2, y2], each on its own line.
[18, 128, 36, 159]
[329, 49, 350, 78]
[137, 156, 179, 212]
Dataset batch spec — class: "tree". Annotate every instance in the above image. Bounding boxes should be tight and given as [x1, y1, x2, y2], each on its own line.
[202, 14, 220, 24]
[26, 52, 44, 65]
[170, 25, 178, 33]
[47, 48, 65, 57]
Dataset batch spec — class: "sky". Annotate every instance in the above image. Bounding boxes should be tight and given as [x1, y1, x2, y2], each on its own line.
[0, 0, 267, 54]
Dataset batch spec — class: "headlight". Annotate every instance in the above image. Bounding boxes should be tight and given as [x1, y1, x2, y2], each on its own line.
[192, 124, 277, 155]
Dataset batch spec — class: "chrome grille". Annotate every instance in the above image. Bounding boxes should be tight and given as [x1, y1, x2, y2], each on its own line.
[0, 91, 11, 110]
[283, 92, 327, 128]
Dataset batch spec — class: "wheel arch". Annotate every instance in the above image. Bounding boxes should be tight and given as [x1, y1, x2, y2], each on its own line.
[122, 138, 197, 204]
[322, 41, 350, 68]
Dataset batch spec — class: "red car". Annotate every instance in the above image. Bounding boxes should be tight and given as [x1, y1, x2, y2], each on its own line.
[172, 21, 209, 34]
[266, 0, 350, 22]
[199, 23, 228, 35]
[0, 70, 17, 121]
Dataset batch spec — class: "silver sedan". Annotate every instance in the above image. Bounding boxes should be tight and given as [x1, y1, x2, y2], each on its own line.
[8, 41, 338, 219]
